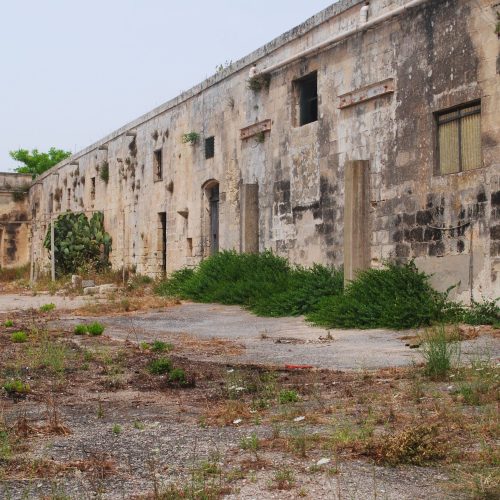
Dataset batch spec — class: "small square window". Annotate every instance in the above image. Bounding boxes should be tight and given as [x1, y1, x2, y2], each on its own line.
[295, 72, 318, 126]
[154, 149, 163, 181]
[436, 101, 481, 175]
[205, 136, 215, 159]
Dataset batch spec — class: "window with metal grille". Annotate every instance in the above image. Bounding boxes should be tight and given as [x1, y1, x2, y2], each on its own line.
[295, 72, 318, 126]
[205, 136, 215, 159]
[91, 177, 96, 200]
[436, 101, 481, 175]
[154, 149, 163, 181]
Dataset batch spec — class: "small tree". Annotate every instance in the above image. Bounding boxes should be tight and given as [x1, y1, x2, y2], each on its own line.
[10, 148, 71, 178]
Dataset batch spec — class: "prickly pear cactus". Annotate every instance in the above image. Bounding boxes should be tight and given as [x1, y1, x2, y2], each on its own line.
[43, 211, 112, 276]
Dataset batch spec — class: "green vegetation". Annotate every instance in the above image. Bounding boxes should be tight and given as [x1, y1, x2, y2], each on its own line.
[4, 320, 14, 327]
[308, 261, 447, 329]
[39, 303, 56, 313]
[278, 389, 299, 404]
[74, 324, 88, 335]
[11, 331, 28, 343]
[9, 147, 71, 178]
[181, 132, 200, 144]
[169, 368, 187, 384]
[151, 340, 173, 353]
[2, 379, 31, 395]
[156, 252, 498, 330]
[156, 250, 343, 318]
[421, 326, 460, 380]
[43, 211, 112, 276]
[147, 358, 172, 375]
[112, 424, 122, 435]
[87, 322, 105, 336]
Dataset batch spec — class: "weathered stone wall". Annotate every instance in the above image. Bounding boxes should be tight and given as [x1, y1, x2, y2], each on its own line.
[29, 0, 499, 301]
[0, 173, 31, 268]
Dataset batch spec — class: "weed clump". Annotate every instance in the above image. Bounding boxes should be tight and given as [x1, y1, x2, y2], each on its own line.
[74, 324, 88, 335]
[461, 299, 500, 327]
[278, 389, 299, 404]
[169, 368, 187, 384]
[307, 261, 447, 329]
[4, 320, 14, 327]
[151, 340, 173, 353]
[11, 331, 28, 343]
[39, 303, 56, 313]
[421, 326, 460, 380]
[147, 358, 172, 375]
[367, 425, 446, 466]
[3, 379, 31, 395]
[87, 322, 105, 336]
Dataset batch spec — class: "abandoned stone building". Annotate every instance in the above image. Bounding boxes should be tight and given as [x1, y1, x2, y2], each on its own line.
[0, 173, 31, 269]
[25, 0, 500, 302]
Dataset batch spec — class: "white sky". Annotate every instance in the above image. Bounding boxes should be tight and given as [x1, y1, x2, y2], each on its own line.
[0, 0, 337, 171]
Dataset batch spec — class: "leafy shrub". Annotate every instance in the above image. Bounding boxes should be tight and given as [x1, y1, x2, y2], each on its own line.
[87, 322, 105, 336]
[11, 331, 28, 343]
[307, 261, 447, 329]
[156, 251, 343, 317]
[278, 389, 299, 404]
[4, 320, 13, 327]
[3, 380, 30, 395]
[39, 303, 56, 313]
[74, 324, 88, 335]
[421, 326, 460, 380]
[151, 340, 173, 353]
[43, 211, 112, 276]
[461, 299, 500, 326]
[147, 358, 172, 375]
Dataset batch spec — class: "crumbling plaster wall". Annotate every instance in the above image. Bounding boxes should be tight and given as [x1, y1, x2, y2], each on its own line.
[29, 0, 499, 300]
[0, 173, 31, 268]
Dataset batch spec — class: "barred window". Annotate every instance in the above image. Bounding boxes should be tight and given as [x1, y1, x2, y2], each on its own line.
[437, 101, 481, 175]
[205, 136, 215, 159]
[153, 149, 163, 181]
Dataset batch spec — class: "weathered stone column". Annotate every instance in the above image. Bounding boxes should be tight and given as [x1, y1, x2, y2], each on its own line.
[344, 160, 370, 284]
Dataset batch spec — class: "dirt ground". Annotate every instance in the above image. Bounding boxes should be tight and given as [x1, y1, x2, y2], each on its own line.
[0, 295, 499, 499]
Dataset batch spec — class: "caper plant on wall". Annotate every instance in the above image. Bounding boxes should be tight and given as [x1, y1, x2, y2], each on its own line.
[181, 132, 200, 145]
[247, 73, 271, 92]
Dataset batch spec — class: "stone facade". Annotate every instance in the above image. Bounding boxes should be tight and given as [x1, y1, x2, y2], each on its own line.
[0, 173, 31, 269]
[29, 0, 500, 302]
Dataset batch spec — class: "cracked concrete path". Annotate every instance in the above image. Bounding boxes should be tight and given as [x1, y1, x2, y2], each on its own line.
[53, 301, 490, 371]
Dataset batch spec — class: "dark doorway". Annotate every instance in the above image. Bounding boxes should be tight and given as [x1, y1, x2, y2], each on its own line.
[158, 212, 167, 273]
[208, 184, 219, 254]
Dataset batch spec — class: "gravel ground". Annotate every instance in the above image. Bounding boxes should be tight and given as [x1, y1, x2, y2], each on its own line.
[55, 302, 499, 371]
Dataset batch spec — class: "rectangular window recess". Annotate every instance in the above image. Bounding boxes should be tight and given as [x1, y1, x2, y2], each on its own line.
[436, 100, 481, 175]
[205, 136, 215, 159]
[296, 72, 318, 126]
[154, 149, 163, 181]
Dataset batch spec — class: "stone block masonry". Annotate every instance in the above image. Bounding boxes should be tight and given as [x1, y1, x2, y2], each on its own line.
[27, 0, 500, 302]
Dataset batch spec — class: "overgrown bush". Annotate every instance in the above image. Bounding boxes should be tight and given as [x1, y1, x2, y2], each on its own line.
[307, 261, 448, 329]
[44, 211, 112, 276]
[156, 251, 343, 317]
